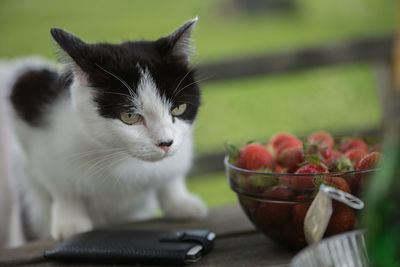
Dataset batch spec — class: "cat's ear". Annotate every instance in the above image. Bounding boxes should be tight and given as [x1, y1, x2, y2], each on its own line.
[50, 28, 92, 83]
[158, 17, 198, 65]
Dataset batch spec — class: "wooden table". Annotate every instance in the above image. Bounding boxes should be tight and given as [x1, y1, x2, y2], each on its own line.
[0, 205, 296, 266]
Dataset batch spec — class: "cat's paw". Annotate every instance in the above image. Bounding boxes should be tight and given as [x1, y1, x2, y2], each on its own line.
[51, 210, 93, 240]
[163, 194, 208, 219]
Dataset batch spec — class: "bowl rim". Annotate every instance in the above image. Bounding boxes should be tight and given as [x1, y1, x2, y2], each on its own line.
[224, 156, 378, 176]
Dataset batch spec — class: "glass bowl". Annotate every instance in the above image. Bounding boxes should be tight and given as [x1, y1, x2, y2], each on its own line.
[290, 230, 368, 267]
[225, 156, 377, 250]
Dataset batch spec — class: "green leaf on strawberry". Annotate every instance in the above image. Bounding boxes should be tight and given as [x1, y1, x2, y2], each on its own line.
[247, 175, 278, 189]
[329, 155, 354, 172]
[225, 143, 240, 163]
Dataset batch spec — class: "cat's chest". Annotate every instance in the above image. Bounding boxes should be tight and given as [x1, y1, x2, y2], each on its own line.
[84, 180, 158, 226]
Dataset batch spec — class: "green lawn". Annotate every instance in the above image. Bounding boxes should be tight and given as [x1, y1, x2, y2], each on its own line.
[0, 0, 395, 61]
[0, 0, 395, 207]
[195, 62, 381, 154]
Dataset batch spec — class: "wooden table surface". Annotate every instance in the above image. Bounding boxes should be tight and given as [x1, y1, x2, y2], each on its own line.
[0, 205, 296, 267]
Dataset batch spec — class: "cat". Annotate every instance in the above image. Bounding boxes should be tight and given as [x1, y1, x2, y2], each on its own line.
[5, 17, 207, 247]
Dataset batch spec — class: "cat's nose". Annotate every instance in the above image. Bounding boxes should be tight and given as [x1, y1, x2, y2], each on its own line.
[157, 140, 173, 152]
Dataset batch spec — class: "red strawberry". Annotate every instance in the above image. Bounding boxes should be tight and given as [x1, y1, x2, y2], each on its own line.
[292, 204, 309, 231]
[292, 164, 328, 192]
[325, 177, 351, 210]
[235, 143, 275, 171]
[269, 133, 302, 157]
[257, 202, 292, 228]
[294, 194, 311, 202]
[325, 177, 351, 193]
[307, 131, 334, 160]
[275, 164, 286, 173]
[280, 175, 292, 186]
[339, 138, 368, 153]
[263, 187, 294, 200]
[308, 131, 334, 149]
[344, 148, 366, 164]
[277, 146, 304, 173]
[351, 152, 383, 195]
[354, 151, 382, 170]
[325, 206, 356, 236]
[325, 150, 342, 167]
[325, 176, 351, 209]
[281, 223, 307, 249]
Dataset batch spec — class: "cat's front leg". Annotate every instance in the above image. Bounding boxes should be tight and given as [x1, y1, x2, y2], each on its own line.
[158, 176, 207, 219]
[50, 196, 93, 240]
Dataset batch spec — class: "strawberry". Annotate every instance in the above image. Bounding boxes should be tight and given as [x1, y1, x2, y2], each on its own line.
[281, 223, 306, 249]
[280, 175, 292, 186]
[339, 138, 368, 153]
[245, 175, 278, 192]
[308, 131, 334, 149]
[292, 204, 309, 231]
[268, 133, 302, 157]
[325, 177, 351, 193]
[257, 202, 292, 228]
[235, 143, 275, 171]
[277, 146, 304, 173]
[344, 148, 366, 164]
[325, 206, 356, 236]
[292, 163, 328, 192]
[294, 194, 311, 202]
[354, 151, 382, 170]
[307, 131, 334, 159]
[329, 155, 353, 173]
[263, 187, 294, 200]
[325, 150, 342, 167]
[351, 152, 383, 195]
[275, 164, 286, 173]
[325, 176, 352, 209]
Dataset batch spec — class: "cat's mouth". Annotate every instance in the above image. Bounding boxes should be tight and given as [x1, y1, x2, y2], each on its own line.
[126, 146, 174, 162]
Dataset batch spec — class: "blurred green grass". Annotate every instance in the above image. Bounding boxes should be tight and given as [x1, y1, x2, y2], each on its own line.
[0, 0, 395, 207]
[0, 0, 395, 61]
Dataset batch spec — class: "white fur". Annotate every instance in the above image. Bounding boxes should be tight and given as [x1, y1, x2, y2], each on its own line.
[4, 57, 207, 247]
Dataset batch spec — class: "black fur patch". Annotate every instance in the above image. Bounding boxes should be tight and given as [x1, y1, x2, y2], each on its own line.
[10, 69, 72, 127]
[50, 24, 200, 124]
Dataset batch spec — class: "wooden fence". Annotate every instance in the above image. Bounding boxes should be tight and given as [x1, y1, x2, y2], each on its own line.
[190, 34, 393, 176]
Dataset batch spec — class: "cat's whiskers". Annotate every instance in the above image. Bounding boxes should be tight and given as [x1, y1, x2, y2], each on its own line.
[174, 75, 212, 98]
[172, 62, 199, 96]
[88, 153, 127, 182]
[171, 75, 212, 104]
[94, 63, 137, 99]
[96, 156, 130, 190]
[84, 150, 128, 179]
[65, 147, 127, 162]
[83, 150, 127, 169]
[101, 91, 135, 102]
[77, 150, 127, 174]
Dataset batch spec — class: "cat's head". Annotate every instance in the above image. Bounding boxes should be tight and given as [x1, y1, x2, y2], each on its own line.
[51, 18, 200, 161]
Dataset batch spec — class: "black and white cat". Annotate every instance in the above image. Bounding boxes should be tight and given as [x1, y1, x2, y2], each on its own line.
[4, 18, 207, 246]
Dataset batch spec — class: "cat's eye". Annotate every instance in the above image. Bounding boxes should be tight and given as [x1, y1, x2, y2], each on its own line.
[171, 104, 187, 116]
[120, 112, 142, 125]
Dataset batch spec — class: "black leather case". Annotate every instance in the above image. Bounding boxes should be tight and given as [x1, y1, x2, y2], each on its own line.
[44, 229, 215, 265]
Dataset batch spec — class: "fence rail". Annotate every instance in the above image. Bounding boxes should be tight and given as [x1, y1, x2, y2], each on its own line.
[197, 35, 393, 83]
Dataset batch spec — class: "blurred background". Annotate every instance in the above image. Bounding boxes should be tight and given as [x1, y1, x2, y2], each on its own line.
[0, 0, 396, 209]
